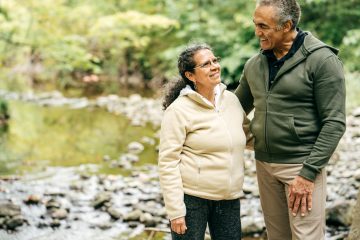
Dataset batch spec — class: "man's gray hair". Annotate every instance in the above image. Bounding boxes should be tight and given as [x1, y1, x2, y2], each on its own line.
[256, 0, 301, 29]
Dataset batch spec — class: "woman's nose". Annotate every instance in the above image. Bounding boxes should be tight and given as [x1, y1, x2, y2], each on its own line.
[210, 63, 220, 71]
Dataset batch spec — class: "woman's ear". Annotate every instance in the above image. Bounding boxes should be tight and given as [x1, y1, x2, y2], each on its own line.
[185, 71, 195, 83]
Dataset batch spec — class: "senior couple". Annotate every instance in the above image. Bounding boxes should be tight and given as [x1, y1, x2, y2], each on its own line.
[158, 0, 346, 239]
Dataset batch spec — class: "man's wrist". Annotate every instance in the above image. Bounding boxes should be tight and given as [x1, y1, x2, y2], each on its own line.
[299, 166, 317, 182]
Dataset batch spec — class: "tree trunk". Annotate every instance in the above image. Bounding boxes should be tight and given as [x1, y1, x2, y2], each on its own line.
[118, 49, 131, 91]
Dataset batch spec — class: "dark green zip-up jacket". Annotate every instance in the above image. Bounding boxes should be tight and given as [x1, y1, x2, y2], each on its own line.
[235, 33, 346, 181]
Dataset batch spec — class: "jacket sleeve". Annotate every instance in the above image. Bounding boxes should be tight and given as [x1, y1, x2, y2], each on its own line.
[234, 67, 255, 115]
[299, 54, 346, 181]
[158, 107, 187, 220]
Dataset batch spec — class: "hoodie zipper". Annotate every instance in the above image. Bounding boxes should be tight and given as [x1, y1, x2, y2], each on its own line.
[264, 57, 306, 157]
[216, 107, 234, 197]
[261, 55, 270, 155]
[265, 94, 270, 154]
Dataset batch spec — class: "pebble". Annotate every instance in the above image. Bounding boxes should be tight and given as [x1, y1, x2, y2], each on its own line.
[24, 195, 42, 205]
[127, 142, 144, 154]
[51, 209, 68, 220]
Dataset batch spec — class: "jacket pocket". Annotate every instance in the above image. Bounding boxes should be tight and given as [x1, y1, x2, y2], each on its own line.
[266, 111, 303, 153]
[250, 111, 267, 152]
[180, 155, 200, 191]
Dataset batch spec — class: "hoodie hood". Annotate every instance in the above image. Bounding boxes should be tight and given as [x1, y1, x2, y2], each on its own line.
[302, 32, 339, 55]
[179, 83, 227, 109]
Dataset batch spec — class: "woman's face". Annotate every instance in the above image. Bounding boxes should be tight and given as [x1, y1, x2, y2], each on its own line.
[186, 49, 221, 90]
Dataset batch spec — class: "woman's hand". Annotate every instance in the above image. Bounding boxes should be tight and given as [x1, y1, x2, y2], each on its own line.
[170, 216, 187, 235]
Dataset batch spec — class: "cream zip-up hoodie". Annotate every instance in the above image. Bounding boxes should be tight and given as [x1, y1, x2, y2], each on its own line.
[158, 83, 250, 220]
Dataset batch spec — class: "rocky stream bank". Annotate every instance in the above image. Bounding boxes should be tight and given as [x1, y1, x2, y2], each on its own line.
[0, 90, 359, 240]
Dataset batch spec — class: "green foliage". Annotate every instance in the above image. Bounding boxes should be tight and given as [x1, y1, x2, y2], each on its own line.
[0, 0, 358, 99]
[300, 0, 360, 46]
[88, 10, 178, 84]
[43, 35, 102, 88]
[340, 29, 360, 72]
[165, 1, 257, 85]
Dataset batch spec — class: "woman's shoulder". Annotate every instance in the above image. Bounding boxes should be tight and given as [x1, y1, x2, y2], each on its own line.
[223, 89, 239, 101]
[164, 95, 192, 113]
[223, 90, 245, 111]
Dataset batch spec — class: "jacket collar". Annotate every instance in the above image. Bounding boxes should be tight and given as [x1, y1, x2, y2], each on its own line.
[301, 32, 339, 55]
[180, 83, 226, 109]
[260, 32, 339, 86]
[259, 31, 338, 56]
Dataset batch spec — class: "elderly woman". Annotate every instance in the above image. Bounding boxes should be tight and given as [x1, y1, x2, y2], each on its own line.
[158, 43, 251, 240]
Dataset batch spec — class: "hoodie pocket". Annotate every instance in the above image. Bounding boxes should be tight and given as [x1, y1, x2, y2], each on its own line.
[266, 112, 303, 153]
[180, 155, 200, 191]
[250, 111, 267, 153]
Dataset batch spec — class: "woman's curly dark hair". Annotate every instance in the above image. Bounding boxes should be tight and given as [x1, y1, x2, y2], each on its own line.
[162, 43, 212, 110]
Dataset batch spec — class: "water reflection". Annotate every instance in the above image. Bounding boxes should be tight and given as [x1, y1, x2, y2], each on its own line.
[0, 100, 158, 176]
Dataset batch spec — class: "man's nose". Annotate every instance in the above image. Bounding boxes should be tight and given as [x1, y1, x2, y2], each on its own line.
[255, 27, 262, 36]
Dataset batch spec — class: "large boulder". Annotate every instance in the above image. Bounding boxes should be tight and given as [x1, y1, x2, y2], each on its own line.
[0, 202, 21, 217]
[326, 199, 355, 226]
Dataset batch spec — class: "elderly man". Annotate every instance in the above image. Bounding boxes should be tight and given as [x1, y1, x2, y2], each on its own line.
[235, 0, 346, 239]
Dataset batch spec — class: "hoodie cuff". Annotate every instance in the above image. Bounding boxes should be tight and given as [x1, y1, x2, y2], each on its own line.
[168, 208, 186, 221]
[299, 165, 318, 182]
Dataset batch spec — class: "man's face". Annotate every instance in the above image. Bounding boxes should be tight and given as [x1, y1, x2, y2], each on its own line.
[253, 5, 286, 51]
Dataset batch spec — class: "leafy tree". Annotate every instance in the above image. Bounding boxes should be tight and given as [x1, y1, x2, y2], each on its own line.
[300, 0, 360, 45]
[340, 29, 360, 72]
[88, 10, 178, 88]
[0, 0, 358, 96]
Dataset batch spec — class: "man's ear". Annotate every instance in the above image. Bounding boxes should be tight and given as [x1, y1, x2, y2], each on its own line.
[283, 20, 293, 33]
[185, 71, 195, 83]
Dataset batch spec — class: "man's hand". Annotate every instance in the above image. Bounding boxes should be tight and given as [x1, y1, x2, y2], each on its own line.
[171, 216, 187, 235]
[288, 176, 315, 217]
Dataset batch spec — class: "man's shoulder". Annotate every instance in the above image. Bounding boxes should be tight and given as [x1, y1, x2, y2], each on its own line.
[305, 44, 340, 65]
[303, 33, 339, 57]
[244, 52, 263, 68]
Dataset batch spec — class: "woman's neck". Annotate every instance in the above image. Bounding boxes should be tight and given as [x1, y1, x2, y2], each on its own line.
[197, 86, 216, 105]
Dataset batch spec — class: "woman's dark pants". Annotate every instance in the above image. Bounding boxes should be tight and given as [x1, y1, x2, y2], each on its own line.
[171, 194, 241, 240]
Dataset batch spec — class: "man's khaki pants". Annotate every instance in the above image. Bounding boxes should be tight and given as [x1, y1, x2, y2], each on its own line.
[256, 160, 326, 240]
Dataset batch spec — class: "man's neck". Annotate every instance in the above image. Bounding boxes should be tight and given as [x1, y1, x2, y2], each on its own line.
[273, 30, 298, 59]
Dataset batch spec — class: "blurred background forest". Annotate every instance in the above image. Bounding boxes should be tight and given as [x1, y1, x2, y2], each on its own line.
[0, 0, 359, 109]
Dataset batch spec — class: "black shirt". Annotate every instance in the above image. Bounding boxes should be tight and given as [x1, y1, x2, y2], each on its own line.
[262, 29, 307, 89]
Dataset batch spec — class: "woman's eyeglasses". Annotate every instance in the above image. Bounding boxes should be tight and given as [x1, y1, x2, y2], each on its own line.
[193, 57, 221, 69]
